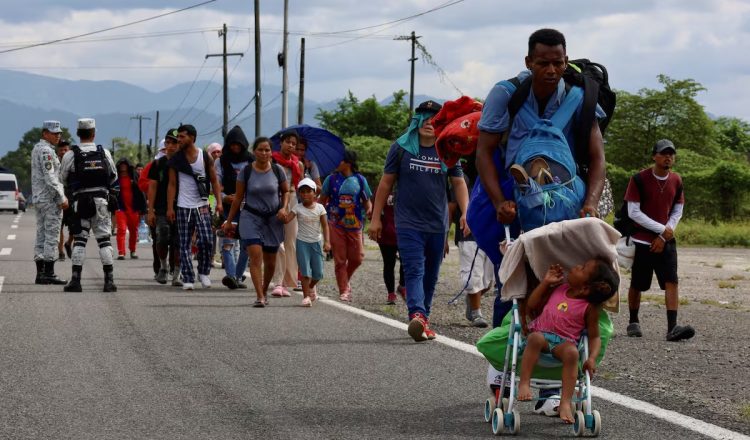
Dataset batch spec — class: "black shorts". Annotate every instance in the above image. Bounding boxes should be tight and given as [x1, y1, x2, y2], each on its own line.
[630, 240, 678, 292]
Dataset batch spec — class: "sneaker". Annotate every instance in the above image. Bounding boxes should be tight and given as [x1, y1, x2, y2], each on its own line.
[130, 252, 138, 259]
[156, 269, 168, 285]
[281, 287, 292, 297]
[222, 275, 238, 289]
[533, 395, 560, 416]
[386, 292, 397, 305]
[171, 272, 183, 287]
[301, 297, 312, 307]
[397, 286, 407, 302]
[666, 325, 695, 342]
[236, 279, 247, 289]
[199, 274, 211, 288]
[407, 313, 428, 342]
[627, 322, 643, 337]
[182, 282, 194, 291]
[271, 285, 284, 297]
[117, 255, 125, 261]
[509, 164, 530, 185]
[424, 325, 437, 340]
[294, 281, 303, 292]
[470, 315, 489, 328]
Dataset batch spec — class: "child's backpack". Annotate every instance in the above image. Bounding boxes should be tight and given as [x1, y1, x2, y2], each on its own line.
[511, 87, 587, 231]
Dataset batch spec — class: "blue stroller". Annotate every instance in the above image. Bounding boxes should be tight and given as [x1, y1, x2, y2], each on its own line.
[479, 218, 621, 436]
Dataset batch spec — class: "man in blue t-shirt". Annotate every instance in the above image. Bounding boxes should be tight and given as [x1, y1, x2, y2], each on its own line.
[473, 27, 607, 416]
[369, 100, 470, 343]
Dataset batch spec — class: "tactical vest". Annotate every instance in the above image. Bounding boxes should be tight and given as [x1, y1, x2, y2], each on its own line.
[69, 145, 110, 194]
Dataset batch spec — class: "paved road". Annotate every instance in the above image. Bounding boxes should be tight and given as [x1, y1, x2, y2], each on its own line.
[0, 210, 734, 439]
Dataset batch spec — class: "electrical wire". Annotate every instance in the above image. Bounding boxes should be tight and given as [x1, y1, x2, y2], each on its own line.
[0, 0, 217, 55]
[160, 58, 208, 129]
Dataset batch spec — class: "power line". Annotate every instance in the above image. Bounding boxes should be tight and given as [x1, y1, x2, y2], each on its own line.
[0, 28, 218, 48]
[179, 67, 221, 122]
[160, 58, 209, 129]
[0, 0, 217, 55]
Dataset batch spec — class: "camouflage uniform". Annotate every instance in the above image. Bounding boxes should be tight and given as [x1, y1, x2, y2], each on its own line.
[31, 138, 66, 262]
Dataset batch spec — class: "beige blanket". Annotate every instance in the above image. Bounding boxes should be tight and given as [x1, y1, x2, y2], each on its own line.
[499, 217, 621, 313]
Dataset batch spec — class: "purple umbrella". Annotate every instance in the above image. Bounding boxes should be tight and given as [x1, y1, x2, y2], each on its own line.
[270, 124, 345, 177]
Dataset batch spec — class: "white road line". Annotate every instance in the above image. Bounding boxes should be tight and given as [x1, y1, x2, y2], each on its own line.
[7, 235, 16, 240]
[11, 225, 18, 229]
[0, 248, 11, 256]
[0, 276, 4, 293]
[317, 296, 750, 440]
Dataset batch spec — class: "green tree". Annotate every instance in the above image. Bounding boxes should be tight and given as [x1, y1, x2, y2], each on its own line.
[713, 116, 750, 155]
[110, 137, 141, 165]
[315, 90, 411, 140]
[345, 135, 392, 182]
[0, 127, 73, 195]
[605, 75, 720, 171]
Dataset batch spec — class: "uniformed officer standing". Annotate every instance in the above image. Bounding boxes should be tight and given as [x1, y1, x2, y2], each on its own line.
[59, 118, 119, 292]
[31, 120, 69, 284]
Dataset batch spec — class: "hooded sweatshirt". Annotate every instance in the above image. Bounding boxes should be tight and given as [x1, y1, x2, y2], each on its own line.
[220, 125, 254, 195]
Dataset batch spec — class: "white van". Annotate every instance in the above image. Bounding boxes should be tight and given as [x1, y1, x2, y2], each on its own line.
[0, 173, 20, 214]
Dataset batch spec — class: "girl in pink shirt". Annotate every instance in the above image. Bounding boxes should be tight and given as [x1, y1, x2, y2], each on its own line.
[517, 258, 618, 424]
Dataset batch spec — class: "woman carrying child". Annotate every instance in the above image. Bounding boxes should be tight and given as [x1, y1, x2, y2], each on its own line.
[222, 137, 290, 307]
[517, 258, 618, 424]
[284, 178, 331, 307]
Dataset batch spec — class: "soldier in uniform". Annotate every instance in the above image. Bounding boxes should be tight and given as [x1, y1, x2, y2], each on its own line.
[31, 120, 68, 285]
[59, 118, 119, 292]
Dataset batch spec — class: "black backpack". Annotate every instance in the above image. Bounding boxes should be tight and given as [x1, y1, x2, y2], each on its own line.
[613, 173, 683, 238]
[505, 59, 616, 177]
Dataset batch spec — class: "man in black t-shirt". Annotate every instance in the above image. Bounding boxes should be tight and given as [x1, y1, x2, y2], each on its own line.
[147, 129, 182, 286]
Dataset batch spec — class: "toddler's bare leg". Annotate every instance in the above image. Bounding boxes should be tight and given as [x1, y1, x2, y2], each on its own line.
[518, 332, 547, 401]
[552, 341, 579, 424]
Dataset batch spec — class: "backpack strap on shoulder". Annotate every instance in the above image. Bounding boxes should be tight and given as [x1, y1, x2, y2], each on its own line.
[549, 86, 584, 129]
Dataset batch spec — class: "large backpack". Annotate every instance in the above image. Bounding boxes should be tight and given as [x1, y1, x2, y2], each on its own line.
[510, 87, 587, 231]
[505, 59, 616, 176]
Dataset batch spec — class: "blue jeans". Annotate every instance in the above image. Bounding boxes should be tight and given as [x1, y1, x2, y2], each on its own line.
[221, 237, 248, 279]
[397, 228, 446, 318]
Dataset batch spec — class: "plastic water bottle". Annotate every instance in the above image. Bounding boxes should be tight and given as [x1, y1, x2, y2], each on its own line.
[138, 217, 151, 243]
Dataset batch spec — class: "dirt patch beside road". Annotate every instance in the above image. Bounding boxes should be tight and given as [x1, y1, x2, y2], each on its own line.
[314, 243, 750, 434]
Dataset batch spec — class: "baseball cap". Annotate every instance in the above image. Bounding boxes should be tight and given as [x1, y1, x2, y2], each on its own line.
[653, 139, 676, 154]
[43, 120, 62, 133]
[165, 128, 179, 141]
[77, 118, 96, 129]
[297, 177, 316, 191]
[415, 100, 442, 115]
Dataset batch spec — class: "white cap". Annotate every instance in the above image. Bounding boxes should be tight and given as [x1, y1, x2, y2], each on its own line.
[43, 120, 62, 133]
[77, 118, 96, 129]
[297, 177, 316, 191]
[206, 142, 222, 155]
[158, 139, 166, 151]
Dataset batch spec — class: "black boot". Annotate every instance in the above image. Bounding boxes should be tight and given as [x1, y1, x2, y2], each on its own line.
[35, 260, 45, 284]
[64, 265, 83, 292]
[43, 261, 67, 285]
[103, 265, 117, 292]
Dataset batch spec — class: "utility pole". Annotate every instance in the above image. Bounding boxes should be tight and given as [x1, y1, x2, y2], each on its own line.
[206, 23, 243, 137]
[409, 31, 419, 115]
[146, 139, 153, 160]
[298, 37, 305, 125]
[395, 31, 420, 115]
[154, 110, 160, 147]
[254, 0, 262, 137]
[130, 114, 152, 164]
[280, 0, 289, 129]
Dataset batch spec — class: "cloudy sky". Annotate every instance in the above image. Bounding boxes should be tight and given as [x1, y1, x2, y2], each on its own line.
[1, 0, 749, 121]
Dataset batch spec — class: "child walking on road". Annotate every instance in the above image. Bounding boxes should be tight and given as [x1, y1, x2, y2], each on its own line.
[285, 178, 330, 307]
[517, 258, 618, 424]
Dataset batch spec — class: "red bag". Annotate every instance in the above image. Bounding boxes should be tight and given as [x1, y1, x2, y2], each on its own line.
[432, 96, 483, 168]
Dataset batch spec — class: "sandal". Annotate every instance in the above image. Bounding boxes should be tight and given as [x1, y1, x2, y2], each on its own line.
[253, 299, 266, 308]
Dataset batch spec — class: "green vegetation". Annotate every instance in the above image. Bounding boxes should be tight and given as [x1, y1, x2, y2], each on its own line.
[740, 404, 750, 421]
[636, 294, 690, 306]
[699, 299, 743, 310]
[675, 220, 750, 247]
[718, 281, 737, 289]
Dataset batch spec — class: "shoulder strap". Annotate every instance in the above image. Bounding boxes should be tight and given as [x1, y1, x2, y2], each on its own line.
[271, 163, 283, 184]
[243, 163, 253, 187]
[549, 86, 584, 129]
[633, 173, 644, 200]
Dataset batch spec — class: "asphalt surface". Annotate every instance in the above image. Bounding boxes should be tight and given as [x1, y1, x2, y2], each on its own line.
[0, 209, 739, 439]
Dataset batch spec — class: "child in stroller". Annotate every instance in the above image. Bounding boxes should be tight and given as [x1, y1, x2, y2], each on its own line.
[518, 258, 619, 424]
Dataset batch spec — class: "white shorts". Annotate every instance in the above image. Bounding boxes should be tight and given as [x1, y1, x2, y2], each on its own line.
[458, 241, 495, 294]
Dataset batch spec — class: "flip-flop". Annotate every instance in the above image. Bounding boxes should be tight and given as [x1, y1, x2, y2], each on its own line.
[253, 299, 265, 308]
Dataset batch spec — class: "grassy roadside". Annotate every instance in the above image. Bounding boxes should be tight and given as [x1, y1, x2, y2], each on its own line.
[674, 219, 750, 247]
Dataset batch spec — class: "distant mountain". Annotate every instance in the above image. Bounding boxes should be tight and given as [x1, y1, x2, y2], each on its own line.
[0, 70, 440, 158]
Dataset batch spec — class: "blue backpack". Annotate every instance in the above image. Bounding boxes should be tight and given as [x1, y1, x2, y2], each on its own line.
[509, 85, 586, 231]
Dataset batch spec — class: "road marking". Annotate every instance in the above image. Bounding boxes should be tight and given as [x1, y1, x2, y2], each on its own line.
[7, 235, 16, 240]
[0, 276, 3, 293]
[11, 225, 18, 229]
[317, 296, 750, 440]
[0, 248, 11, 256]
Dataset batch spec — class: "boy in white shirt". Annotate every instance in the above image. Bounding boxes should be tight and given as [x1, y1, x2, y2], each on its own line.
[285, 178, 331, 307]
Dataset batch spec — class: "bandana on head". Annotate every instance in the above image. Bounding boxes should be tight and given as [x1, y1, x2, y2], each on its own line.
[396, 112, 447, 171]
